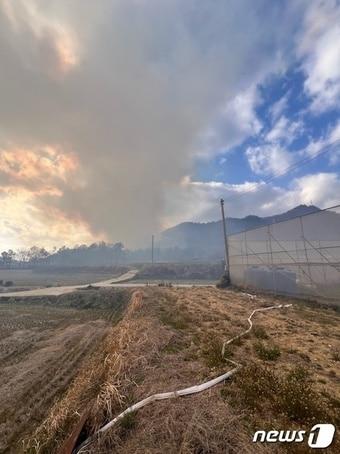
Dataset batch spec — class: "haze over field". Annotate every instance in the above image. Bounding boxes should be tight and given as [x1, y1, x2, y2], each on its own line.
[0, 0, 340, 250]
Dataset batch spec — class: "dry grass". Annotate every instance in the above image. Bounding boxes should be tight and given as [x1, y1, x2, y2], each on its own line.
[26, 286, 340, 453]
[223, 363, 337, 424]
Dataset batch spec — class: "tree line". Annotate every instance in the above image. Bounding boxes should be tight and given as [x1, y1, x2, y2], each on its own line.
[0, 240, 223, 268]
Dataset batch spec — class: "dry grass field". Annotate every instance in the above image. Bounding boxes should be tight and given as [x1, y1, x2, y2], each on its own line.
[26, 286, 340, 454]
[0, 288, 130, 453]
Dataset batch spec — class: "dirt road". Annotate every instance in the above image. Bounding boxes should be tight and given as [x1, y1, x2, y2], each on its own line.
[0, 269, 138, 297]
[0, 270, 212, 298]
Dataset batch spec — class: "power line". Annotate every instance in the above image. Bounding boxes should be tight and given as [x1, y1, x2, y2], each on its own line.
[223, 138, 340, 204]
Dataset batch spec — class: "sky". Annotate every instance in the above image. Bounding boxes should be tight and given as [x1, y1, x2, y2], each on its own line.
[0, 0, 340, 250]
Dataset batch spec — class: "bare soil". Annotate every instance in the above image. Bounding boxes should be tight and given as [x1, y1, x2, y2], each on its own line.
[0, 288, 130, 453]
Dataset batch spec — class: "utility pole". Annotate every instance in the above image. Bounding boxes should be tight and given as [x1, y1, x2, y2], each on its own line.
[151, 234, 154, 265]
[220, 198, 230, 284]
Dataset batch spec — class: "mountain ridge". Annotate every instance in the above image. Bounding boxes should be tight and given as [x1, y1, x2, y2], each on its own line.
[160, 205, 321, 255]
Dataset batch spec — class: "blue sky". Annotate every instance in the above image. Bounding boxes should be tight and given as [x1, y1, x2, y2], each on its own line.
[182, 31, 340, 226]
[0, 0, 340, 248]
[195, 67, 340, 185]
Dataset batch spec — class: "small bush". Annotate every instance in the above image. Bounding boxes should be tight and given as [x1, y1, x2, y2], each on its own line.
[4, 280, 14, 287]
[224, 363, 278, 409]
[278, 367, 327, 422]
[202, 337, 233, 369]
[226, 364, 333, 424]
[253, 326, 269, 340]
[254, 342, 281, 361]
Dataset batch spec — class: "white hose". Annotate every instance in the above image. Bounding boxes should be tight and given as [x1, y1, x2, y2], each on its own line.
[222, 303, 292, 357]
[75, 302, 292, 453]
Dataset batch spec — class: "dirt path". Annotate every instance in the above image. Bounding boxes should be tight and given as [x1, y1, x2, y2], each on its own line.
[0, 269, 138, 297]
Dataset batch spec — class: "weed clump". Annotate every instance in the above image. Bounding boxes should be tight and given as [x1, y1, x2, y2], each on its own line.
[254, 341, 281, 361]
[253, 325, 269, 339]
[201, 336, 233, 369]
[278, 367, 326, 422]
[224, 364, 334, 424]
[222, 363, 278, 409]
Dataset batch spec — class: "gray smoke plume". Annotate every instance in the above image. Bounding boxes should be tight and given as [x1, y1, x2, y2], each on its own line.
[0, 0, 305, 247]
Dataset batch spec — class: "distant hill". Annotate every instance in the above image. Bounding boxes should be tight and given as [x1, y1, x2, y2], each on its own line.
[160, 205, 321, 259]
[2, 204, 333, 267]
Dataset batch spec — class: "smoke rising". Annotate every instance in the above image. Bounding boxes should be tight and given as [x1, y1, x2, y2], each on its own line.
[0, 1, 305, 247]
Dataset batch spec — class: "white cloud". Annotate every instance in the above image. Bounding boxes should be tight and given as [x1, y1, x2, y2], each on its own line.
[265, 115, 303, 145]
[285, 172, 340, 208]
[163, 172, 340, 227]
[226, 86, 263, 137]
[246, 119, 340, 185]
[266, 116, 288, 142]
[329, 121, 340, 142]
[162, 176, 280, 226]
[305, 119, 340, 162]
[269, 93, 289, 121]
[244, 114, 303, 180]
[246, 144, 293, 176]
[299, 0, 340, 112]
[198, 84, 263, 156]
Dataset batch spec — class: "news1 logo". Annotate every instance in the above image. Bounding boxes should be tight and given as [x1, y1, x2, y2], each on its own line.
[308, 424, 336, 448]
[253, 424, 336, 448]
